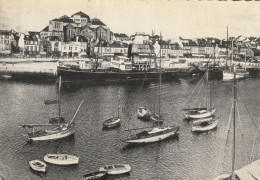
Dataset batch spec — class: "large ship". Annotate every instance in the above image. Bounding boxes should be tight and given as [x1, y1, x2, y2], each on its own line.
[57, 56, 178, 81]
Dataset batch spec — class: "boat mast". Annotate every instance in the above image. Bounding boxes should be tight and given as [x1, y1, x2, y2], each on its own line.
[205, 64, 209, 110]
[117, 90, 120, 117]
[226, 26, 229, 70]
[159, 32, 162, 118]
[231, 72, 237, 179]
[231, 40, 233, 71]
[58, 76, 61, 124]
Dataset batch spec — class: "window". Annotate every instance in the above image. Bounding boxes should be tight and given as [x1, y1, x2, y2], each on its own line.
[64, 46, 66, 50]
[30, 46, 33, 51]
[69, 47, 72, 50]
[35, 46, 37, 51]
[75, 47, 77, 50]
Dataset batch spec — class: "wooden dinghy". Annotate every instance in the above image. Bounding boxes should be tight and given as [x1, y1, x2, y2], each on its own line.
[29, 160, 47, 172]
[99, 164, 131, 175]
[44, 154, 79, 165]
[192, 120, 218, 132]
[82, 171, 108, 180]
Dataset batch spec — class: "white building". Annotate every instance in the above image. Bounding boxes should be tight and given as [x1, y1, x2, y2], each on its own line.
[111, 56, 132, 71]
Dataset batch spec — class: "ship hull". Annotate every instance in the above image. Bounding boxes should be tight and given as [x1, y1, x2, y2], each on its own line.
[57, 66, 178, 81]
[26, 126, 75, 141]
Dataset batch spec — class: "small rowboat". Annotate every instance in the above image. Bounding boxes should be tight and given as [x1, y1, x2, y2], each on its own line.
[99, 164, 131, 175]
[29, 160, 47, 172]
[44, 154, 79, 165]
[82, 171, 108, 180]
[184, 108, 216, 119]
[103, 117, 120, 128]
[192, 120, 218, 132]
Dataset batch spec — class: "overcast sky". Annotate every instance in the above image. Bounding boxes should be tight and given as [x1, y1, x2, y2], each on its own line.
[1, 0, 260, 39]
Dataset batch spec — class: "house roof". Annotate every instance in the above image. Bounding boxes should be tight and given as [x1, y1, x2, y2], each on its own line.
[42, 26, 49, 32]
[24, 34, 38, 41]
[71, 11, 90, 19]
[0, 30, 12, 36]
[89, 18, 106, 26]
[51, 16, 75, 23]
[28, 31, 40, 36]
[114, 33, 129, 38]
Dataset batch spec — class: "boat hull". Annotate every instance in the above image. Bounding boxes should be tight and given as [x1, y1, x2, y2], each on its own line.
[223, 71, 248, 81]
[57, 66, 178, 81]
[99, 164, 131, 175]
[29, 160, 47, 173]
[184, 109, 216, 119]
[44, 154, 79, 165]
[124, 129, 178, 144]
[103, 118, 121, 128]
[26, 125, 75, 141]
[82, 171, 108, 180]
[193, 117, 213, 125]
[192, 120, 218, 132]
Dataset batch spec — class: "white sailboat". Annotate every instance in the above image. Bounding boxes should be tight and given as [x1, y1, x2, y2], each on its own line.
[103, 90, 121, 129]
[223, 40, 248, 81]
[183, 65, 216, 119]
[123, 126, 180, 144]
[150, 35, 163, 123]
[22, 77, 84, 141]
[124, 33, 180, 145]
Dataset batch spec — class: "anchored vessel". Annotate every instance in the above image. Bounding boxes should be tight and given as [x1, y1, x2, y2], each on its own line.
[29, 160, 47, 173]
[44, 154, 79, 165]
[57, 56, 178, 81]
[99, 164, 131, 175]
[103, 90, 121, 129]
[124, 126, 180, 144]
[82, 171, 108, 180]
[183, 66, 216, 119]
[22, 77, 83, 141]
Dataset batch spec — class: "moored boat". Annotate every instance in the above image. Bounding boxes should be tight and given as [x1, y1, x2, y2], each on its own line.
[193, 116, 213, 125]
[103, 117, 120, 128]
[99, 164, 131, 175]
[82, 171, 108, 180]
[184, 108, 216, 119]
[137, 107, 151, 120]
[191, 120, 218, 132]
[29, 160, 47, 173]
[44, 154, 79, 165]
[124, 126, 180, 144]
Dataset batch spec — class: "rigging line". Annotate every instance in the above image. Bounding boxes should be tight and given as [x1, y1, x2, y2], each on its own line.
[236, 101, 249, 165]
[237, 89, 257, 129]
[248, 113, 260, 164]
[213, 100, 234, 178]
[139, 72, 148, 92]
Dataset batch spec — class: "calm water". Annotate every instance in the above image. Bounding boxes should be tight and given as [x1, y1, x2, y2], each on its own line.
[0, 76, 260, 180]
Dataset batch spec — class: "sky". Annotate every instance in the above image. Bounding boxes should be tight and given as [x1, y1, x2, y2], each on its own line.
[1, 0, 260, 39]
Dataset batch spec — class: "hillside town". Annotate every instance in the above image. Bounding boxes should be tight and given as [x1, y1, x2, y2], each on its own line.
[1, 11, 260, 64]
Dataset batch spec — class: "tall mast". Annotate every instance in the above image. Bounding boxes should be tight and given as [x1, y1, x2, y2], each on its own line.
[117, 90, 120, 117]
[159, 32, 162, 117]
[244, 51, 247, 73]
[58, 76, 61, 124]
[226, 26, 229, 70]
[231, 72, 237, 178]
[209, 67, 211, 111]
[231, 40, 233, 71]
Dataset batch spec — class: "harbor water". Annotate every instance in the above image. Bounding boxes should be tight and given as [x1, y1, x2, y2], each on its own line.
[0, 76, 260, 180]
